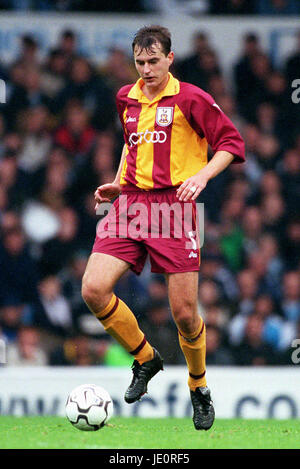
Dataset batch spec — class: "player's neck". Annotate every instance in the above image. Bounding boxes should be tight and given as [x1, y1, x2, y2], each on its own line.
[142, 74, 170, 101]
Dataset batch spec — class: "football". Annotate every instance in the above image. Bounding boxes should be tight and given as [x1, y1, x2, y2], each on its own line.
[65, 384, 113, 431]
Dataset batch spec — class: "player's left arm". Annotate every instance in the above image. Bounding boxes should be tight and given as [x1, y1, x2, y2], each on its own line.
[176, 150, 233, 201]
[176, 88, 245, 202]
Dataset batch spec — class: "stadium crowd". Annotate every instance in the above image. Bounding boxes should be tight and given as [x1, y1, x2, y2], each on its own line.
[0, 26, 299, 368]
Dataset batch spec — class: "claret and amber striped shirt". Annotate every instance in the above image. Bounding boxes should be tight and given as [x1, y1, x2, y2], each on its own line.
[116, 73, 245, 190]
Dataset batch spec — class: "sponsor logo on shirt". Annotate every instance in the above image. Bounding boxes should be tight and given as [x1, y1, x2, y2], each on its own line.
[128, 130, 167, 146]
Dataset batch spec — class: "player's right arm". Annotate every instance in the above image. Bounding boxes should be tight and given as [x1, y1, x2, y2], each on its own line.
[94, 84, 133, 208]
[94, 144, 126, 207]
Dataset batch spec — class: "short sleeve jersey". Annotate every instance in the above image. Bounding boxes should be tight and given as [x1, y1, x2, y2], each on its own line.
[116, 73, 245, 190]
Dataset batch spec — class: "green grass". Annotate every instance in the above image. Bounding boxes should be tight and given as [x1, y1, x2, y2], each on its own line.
[0, 416, 299, 449]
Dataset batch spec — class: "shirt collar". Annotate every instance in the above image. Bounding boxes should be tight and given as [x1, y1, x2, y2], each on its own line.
[128, 72, 180, 104]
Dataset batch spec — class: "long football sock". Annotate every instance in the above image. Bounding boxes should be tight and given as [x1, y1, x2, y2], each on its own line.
[94, 294, 154, 364]
[178, 318, 207, 391]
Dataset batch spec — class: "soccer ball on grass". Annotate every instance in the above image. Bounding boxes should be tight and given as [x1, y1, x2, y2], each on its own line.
[66, 384, 113, 431]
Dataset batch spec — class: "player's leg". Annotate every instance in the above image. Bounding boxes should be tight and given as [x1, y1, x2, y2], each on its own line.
[166, 271, 215, 430]
[82, 252, 154, 366]
[166, 271, 206, 387]
[82, 252, 163, 403]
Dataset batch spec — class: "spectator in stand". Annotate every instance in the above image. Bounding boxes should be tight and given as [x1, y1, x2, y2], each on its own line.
[198, 279, 223, 317]
[17, 105, 52, 177]
[114, 269, 150, 315]
[37, 275, 73, 337]
[207, 74, 228, 102]
[143, 274, 168, 305]
[238, 52, 273, 122]
[49, 334, 104, 366]
[257, 233, 284, 295]
[241, 206, 263, 257]
[265, 71, 288, 111]
[0, 298, 25, 343]
[219, 197, 245, 272]
[60, 251, 90, 320]
[285, 30, 300, 85]
[239, 123, 262, 185]
[55, 29, 78, 66]
[75, 192, 99, 250]
[0, 185, 9, 217]
[5, 66, 51, 131]
[206, 325, 234, 366]
[100, 47, 138, 94]
[255, 102, 279, 137]
[233, 313, 277, 365]
[246, 248, 280, 300]
[6, 326, 48, 366]
[279, 148, 300, 217]
[200, 253, 239, 305]
[15, 34, 40, 68]
[255, 294, 295, 352]
[39, 206, 80, 275]
[0, 222, 41, 316]
[54, 56, 115, 130]
[255, 134, 281, 171]
[280, 271, 300, 322]
[38, 147, 72, 211]
[282, 218, 300, 269]
[236, 269, 259, 317]
[229, 293, 292, 358]
[138, 300, 183, 365]
[233, 33, 262, 104]
[248, 170, 281, 208]
[259, 170, 282, 199]
[0, 153, 31, 206]
[176, 32, 218, 91]
[226, 176, 251, 203]
[260, 192, 286, 243]
[216, 94, 246, 134]
[54, 101, 96, 161]
[41, 49, 68, 99]
[69, 131, 117, 203]
[205, 304, 230, 330]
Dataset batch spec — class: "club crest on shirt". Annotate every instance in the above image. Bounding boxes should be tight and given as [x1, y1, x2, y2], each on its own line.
[156, 107, 174, 127]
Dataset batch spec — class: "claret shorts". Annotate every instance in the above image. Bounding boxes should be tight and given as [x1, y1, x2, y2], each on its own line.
[92, 184, 201, 275]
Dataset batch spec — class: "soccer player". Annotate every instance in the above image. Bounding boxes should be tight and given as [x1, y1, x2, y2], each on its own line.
[82, 25, 245, 430]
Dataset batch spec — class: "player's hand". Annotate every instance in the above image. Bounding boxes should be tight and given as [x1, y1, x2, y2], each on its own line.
[94, 182, 121, 210]
[176, 174, 208, 202]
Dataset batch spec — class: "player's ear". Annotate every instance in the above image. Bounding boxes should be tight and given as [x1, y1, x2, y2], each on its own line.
[167, 51, 174, 68]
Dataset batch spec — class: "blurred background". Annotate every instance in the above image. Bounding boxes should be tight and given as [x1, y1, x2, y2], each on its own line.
[0, 0, 299, 381]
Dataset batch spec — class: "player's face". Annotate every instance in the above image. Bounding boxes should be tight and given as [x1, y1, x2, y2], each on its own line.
[134, 42, 174, 94]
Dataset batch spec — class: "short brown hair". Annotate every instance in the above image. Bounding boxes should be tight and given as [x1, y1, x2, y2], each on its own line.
[132, 25, 171, 56]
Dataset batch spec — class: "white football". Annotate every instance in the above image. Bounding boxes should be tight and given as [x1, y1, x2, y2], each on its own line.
[66, 384, 113, 431]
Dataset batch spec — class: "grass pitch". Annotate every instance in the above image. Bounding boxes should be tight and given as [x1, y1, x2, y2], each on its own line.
[0, 416, 299, 449]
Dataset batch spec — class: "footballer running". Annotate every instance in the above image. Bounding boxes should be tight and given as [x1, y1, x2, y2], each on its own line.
[82, 25, 245, 430]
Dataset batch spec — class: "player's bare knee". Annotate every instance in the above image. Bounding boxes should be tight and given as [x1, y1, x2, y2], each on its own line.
[175, 313, 196, 335]
[81, 275, 111, 311]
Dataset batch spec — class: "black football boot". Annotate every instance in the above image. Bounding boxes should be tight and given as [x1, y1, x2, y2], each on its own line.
[124, 348, 164, 404]
[190, 386, 215, 430]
